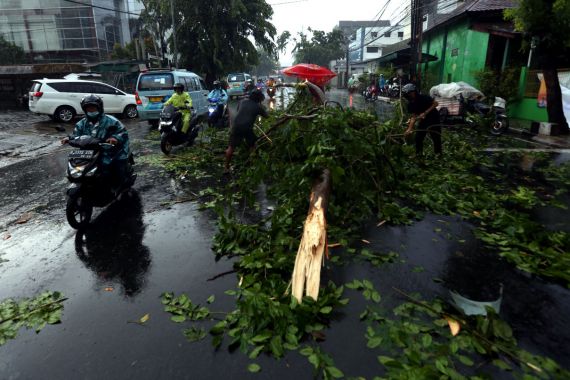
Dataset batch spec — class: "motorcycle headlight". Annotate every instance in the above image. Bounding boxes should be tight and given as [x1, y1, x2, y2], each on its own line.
[161, 120, 172, 126]
[68, 163, 86, 178]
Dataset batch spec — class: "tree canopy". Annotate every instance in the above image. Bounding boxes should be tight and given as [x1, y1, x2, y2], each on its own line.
[251, 49, 279, 77]
[0, 36, 25, 65]
[169, 0, 276, 82]
[292, 28, 345, 67]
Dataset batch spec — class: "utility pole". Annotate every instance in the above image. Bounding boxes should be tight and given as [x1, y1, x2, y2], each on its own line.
[409, 0, 421, 85]
[169, 0, 178, 68]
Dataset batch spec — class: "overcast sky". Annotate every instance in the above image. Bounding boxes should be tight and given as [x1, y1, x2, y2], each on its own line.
[269, 0, 407, 66]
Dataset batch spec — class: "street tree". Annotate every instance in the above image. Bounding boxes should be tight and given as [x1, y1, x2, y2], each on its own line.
[0, 36, 25, 65]
[166, 0, 276, 83]
[276, 30, 291, 59]
[292, 28, 345, 67]
[139, 0, 171, 63]
[505, 0, 570, 133]
[251, 49, 279, 77]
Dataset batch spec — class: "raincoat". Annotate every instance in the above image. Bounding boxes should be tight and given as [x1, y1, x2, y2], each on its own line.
[164, 91, 193, 133]
[207, 88, 228, 104]
[71, 113, 129, 165]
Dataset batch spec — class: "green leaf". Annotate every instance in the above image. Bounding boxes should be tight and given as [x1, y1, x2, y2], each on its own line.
[422, 334, 432, 348]
[170, 315, 186, 323]
[371, 291, 381, 303]
[320, 306, 333, 314]
[207, 295, 215, 304]
[366, 336, 382, 349]
[326, 366, 344, 378]
[308, 353, 320, 369]
[251, 331, 272, 343]
[458, 355, 474, 366]
[248, 363, 261, 373]
[492, 359, 512, 371]
[249, 345, 264, 359]
[299, 346, 313, 356]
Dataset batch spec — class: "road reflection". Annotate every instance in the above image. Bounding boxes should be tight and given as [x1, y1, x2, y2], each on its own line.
[74, 191, 151, 297]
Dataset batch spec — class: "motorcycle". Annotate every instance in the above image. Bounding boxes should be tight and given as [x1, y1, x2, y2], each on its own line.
[65, 135, 136, 229]
[364, 84, 379, 102]
[489, 97, 509, 135]
[159, 104, 200, 155]
[207, 98, 229, 128]
[266, 86, 276, 99]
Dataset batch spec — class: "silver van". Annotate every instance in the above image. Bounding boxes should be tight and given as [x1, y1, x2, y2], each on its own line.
[135, 70, 209, 127]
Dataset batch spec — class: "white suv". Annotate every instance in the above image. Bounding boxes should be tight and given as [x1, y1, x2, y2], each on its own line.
[29, 79, 138, 123]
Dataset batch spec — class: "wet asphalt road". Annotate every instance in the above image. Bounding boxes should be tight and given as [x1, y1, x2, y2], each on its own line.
[1, 98, 570, 379]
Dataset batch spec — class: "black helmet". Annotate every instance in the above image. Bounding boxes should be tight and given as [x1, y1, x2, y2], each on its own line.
[249, 89, 265, 102]
[213, 80, 221, 88]
[173, 82, 184, 91]
[80, 94, 104, 118]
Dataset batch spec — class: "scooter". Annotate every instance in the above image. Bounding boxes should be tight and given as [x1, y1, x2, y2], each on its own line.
[207, 98, 229, 128]
[159, 104, 200, 155]
[65, 136, 136, 229]
[266, 86, 276, 99]
[489, 97, 509, 135]
[463, 96, 509, 135]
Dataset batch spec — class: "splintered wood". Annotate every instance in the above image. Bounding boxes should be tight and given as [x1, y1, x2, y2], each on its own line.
[291, 169, 331, 302]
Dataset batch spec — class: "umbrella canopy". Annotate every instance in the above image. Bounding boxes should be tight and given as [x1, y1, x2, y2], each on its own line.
[282, 63, 337, 86]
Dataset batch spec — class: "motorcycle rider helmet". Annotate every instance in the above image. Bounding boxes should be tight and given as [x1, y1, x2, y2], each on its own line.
[80, 94, 104, 120]
[213, 80, 221, 89]
[249, 89, 265, 103]
[173, 82, 184, 93]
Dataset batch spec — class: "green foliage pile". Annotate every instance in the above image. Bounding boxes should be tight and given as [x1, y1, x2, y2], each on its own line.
[474, 67, 521, 102]
[0, 291, 66, 346]
[147, 102, 570, 377]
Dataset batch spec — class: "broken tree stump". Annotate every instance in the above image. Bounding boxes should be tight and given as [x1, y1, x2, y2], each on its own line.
[291, 169, 331, 302]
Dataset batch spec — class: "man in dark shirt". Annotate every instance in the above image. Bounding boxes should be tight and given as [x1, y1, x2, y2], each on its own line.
[403, 83, 442, 156]
[224, 89, 268, 172]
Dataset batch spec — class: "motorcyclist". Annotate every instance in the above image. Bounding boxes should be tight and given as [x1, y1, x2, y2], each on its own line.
[61, 94, 129, 188]
[207, 80, 228, 126]
[244, 79, 255, 94]
[402, 83, 441, 157]
[266, 77, 276, 87]
[163, 82, 194, 134]
[378, 74, 386, 95]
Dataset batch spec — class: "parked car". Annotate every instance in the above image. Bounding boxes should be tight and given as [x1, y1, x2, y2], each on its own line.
[28, 79, 138, 123]
[226, 72, 252, 98]
[135, 69, 209, 128]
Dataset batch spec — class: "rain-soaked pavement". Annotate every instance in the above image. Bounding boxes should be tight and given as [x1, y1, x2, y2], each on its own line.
[1, 95, 570, 379]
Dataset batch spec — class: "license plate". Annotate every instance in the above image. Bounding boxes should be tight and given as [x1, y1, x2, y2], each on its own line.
[232, 84, 240, 88]
[149, 96, 163, 103]
[69, 150, 94, 159]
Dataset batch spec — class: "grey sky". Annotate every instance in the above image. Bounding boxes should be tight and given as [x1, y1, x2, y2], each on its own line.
[269, 0, 407, 66]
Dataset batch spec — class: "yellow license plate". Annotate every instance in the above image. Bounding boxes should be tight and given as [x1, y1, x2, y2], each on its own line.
[232, 84, 240, 88]
[149, 96, 163, 102]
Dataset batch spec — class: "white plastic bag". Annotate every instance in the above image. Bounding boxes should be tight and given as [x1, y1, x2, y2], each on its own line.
[430, 82, 485, 101]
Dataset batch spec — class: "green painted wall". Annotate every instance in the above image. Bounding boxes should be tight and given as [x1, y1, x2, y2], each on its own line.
[508, 98, 548, 122]
[423, 20, 489, 87]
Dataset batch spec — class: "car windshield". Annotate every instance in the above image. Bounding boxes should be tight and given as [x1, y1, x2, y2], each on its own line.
[228, 74, 245, 82]
[138, 73, 174, 91]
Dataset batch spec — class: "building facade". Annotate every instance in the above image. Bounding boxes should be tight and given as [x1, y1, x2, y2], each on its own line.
[349, 23, 407, 63]
[0, 0, 140, 63]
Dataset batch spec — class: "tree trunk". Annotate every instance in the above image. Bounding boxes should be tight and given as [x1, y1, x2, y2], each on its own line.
[291, 169, 331, 302]
[543, 66, 569, 134]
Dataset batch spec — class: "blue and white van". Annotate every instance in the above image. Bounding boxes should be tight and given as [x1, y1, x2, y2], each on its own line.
[135, 70, 209, 126]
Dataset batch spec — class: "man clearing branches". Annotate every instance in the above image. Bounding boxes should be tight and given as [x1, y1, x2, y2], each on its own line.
[403, 83, 442, 157]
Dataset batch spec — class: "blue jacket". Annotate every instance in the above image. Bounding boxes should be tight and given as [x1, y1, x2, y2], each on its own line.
[207, 89, 228, 104]
[72, 113, 129, 164]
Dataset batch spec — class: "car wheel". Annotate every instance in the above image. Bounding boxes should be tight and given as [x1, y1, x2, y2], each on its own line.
[54, 106, 76, 123]
[123, 104, 138, 119]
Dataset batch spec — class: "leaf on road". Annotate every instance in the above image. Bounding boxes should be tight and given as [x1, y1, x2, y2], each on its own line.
[139, 314, 150, 323]
[247, 363, 261, 373]
[445, 317, 461, 336]
[15, 212, 33, 224]
[361, 239, 371, 244]
[3, 233, 10, 240]
[207, 295, 215, 304]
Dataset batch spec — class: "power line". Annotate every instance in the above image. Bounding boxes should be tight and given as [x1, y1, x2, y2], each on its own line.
[347, 0, 459, 54]
[62, 0, 142, 16]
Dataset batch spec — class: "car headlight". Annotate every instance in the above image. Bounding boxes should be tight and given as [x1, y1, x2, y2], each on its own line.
[69, 163, 87, 178]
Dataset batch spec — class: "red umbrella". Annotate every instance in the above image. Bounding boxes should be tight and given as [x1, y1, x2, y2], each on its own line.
[282, 63, 337, 86]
